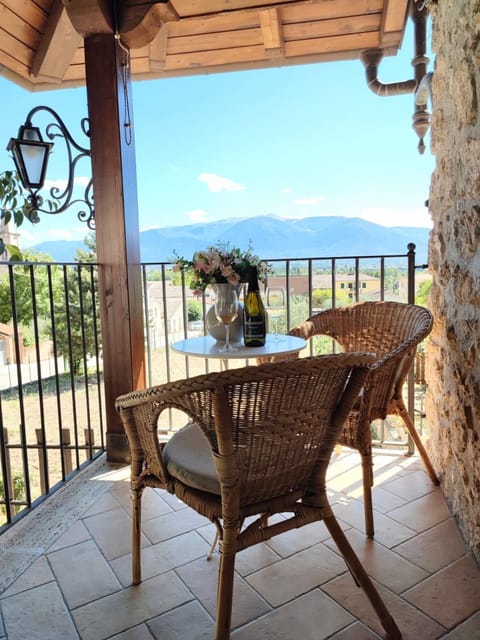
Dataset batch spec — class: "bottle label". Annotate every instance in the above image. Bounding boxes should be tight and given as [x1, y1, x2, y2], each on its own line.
[244, 320, 265, 339]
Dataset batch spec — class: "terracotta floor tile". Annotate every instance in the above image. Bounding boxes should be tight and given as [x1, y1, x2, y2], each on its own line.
[110, 623, 156, 639]
[234, 541, 281, 576]
[176, 555, 271, 628]
[247, 542, 347, 606]
[439, 611, 480, 639]
[110, 530, 211, 586]
[232, 589, 354, 640]
[142, 507, 209, 544]
[382, 468, 438, 502]
[157, 488, 190, 511]
[387, 489, 452, 533]
[83, 506, 146, 560]
[47, 539, 121, 608]
[81, 489, 123, 518]
[264, 519, 331, 557]
[395, 518, 468, 573]
[113, 483, 174, 522]
[324, 528, 428, 593]
[364, 486, 406, 513]
[403, 554, 480, 629]
[332, 496, 417, 547]
[0, 556, 54, 599]
[322, 573, 445, 640]
[329, 620, 383, 639]
[1, 582, 78, 640]
[71, 572, 193, 640]
[148, 600, 214, 639]
[47, 519, 92, 552]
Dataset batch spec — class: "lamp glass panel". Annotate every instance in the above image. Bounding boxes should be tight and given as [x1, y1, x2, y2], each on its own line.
[18, 141, 48, 187]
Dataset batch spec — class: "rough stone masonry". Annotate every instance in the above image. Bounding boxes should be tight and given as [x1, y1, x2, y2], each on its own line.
[426, 0, 480, 562]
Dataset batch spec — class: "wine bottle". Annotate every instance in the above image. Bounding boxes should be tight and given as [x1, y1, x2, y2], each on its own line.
[243, 266, 266, 346]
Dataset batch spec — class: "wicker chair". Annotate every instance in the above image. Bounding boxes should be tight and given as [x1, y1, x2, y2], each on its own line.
[270, 301, 439, 539]
[116, 354, 401, 640]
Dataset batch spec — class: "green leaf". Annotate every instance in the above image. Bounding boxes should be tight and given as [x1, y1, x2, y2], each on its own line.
[6, 244, 23, 262]
[14, 210, 24, 227]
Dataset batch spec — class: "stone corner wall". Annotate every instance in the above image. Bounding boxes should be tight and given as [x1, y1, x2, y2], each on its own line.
[426, 0, 480, 562]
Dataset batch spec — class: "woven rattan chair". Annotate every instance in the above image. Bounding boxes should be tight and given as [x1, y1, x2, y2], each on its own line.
[267, 301, 438, 539]
[116, 354, 401, 640]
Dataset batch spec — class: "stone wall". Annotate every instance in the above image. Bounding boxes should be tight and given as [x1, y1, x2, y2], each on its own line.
[426, 0, 480, 561]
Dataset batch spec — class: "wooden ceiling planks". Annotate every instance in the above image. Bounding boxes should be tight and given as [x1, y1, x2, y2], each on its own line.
[0, 0, 411, 90]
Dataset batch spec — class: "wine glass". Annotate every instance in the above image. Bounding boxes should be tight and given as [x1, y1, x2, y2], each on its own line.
[214, 285, 239, 352]
[266, 286, 286, 341]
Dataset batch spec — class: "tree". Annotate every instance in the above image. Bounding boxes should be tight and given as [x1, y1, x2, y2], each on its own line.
[416, 278, 432, 306]
[0, 250, 57, 327]
[52, 233, 100, 375]
[187, 299, 202, 322]
[0, 169, 60, 261]
[0, 171, 44, 261]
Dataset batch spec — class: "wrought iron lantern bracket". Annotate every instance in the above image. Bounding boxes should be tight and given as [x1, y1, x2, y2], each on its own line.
[7, 105, 95, 229]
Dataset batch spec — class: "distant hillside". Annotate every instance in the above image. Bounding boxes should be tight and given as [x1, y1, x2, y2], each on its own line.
[141, 215, 430, 264]
[28, 215, 430, 264]
[28, 240, 87, 262]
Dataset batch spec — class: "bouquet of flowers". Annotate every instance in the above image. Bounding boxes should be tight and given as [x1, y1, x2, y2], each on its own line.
[173, 241, 271, 295]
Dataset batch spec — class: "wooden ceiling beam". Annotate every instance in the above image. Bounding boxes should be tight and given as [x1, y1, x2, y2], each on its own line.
[31, 0, 82, 81]
[62, 0, 113, 36]
[259, 7, 283, 58]
[120, 2, 179, 48]
[149, 24, 169, 68]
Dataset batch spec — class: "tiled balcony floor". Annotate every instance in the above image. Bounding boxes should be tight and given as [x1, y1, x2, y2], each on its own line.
[1, 449, 480, 640]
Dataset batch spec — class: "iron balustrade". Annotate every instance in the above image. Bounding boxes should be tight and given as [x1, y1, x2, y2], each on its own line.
[0, 244, 426, 532]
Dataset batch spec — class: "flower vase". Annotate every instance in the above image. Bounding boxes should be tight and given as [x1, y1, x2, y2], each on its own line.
[206, 284, 244, 344]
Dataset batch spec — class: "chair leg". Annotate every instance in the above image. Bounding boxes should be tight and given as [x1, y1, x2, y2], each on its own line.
[324, 513, 401, 640]
[397, 402, 439, 485]
[131, 486, 143, 585]
[215, 552, 236, 640]
[361, 453, 375, 539]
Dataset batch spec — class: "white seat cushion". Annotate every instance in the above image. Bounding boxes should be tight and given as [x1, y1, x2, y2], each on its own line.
[163, 422, 220, 494]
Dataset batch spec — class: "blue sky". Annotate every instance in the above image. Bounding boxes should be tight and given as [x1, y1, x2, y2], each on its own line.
[0, 18, 435, 250]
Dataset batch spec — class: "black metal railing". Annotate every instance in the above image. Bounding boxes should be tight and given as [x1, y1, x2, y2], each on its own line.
[0, 260, 104, 531]
[0, 244, 427, 531]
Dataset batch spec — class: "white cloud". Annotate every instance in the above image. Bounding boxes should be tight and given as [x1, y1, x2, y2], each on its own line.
[186, 209, 209, 222]
[198, 173, 245, 193]
[280, 188, 293, 194]
[295, 196, 325, 205]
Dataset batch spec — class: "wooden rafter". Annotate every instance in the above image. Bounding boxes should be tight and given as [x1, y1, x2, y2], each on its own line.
[259, 8, 283, 58]
[32, 0, 82, 81]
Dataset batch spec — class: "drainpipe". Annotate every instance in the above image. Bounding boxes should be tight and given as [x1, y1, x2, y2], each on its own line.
[361, 2, 432, 154]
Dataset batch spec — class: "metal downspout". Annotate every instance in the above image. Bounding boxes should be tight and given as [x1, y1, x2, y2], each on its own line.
[361, 2, 432, 153]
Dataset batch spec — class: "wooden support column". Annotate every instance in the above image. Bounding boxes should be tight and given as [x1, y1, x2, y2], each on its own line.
[84, 35, 145, 462]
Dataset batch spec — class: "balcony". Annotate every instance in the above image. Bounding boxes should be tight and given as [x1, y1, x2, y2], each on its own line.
[1, 246, 479, 638]
[1, 449, 480, 639]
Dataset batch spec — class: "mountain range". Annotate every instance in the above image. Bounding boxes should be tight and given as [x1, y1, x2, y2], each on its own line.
[29, 215, 431, 264]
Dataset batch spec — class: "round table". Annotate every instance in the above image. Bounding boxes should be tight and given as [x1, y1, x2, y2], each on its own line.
[171, 334, 307, 361]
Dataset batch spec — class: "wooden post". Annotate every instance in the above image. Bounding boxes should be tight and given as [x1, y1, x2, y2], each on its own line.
[35, 429, 48, 495]
[61, 429, 72, 475]
[2, 427, 15, 516]
[84, 35, 146, 463]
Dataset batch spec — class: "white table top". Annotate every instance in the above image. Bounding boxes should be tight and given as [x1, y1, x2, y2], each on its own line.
[171, 334, 307, 360]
